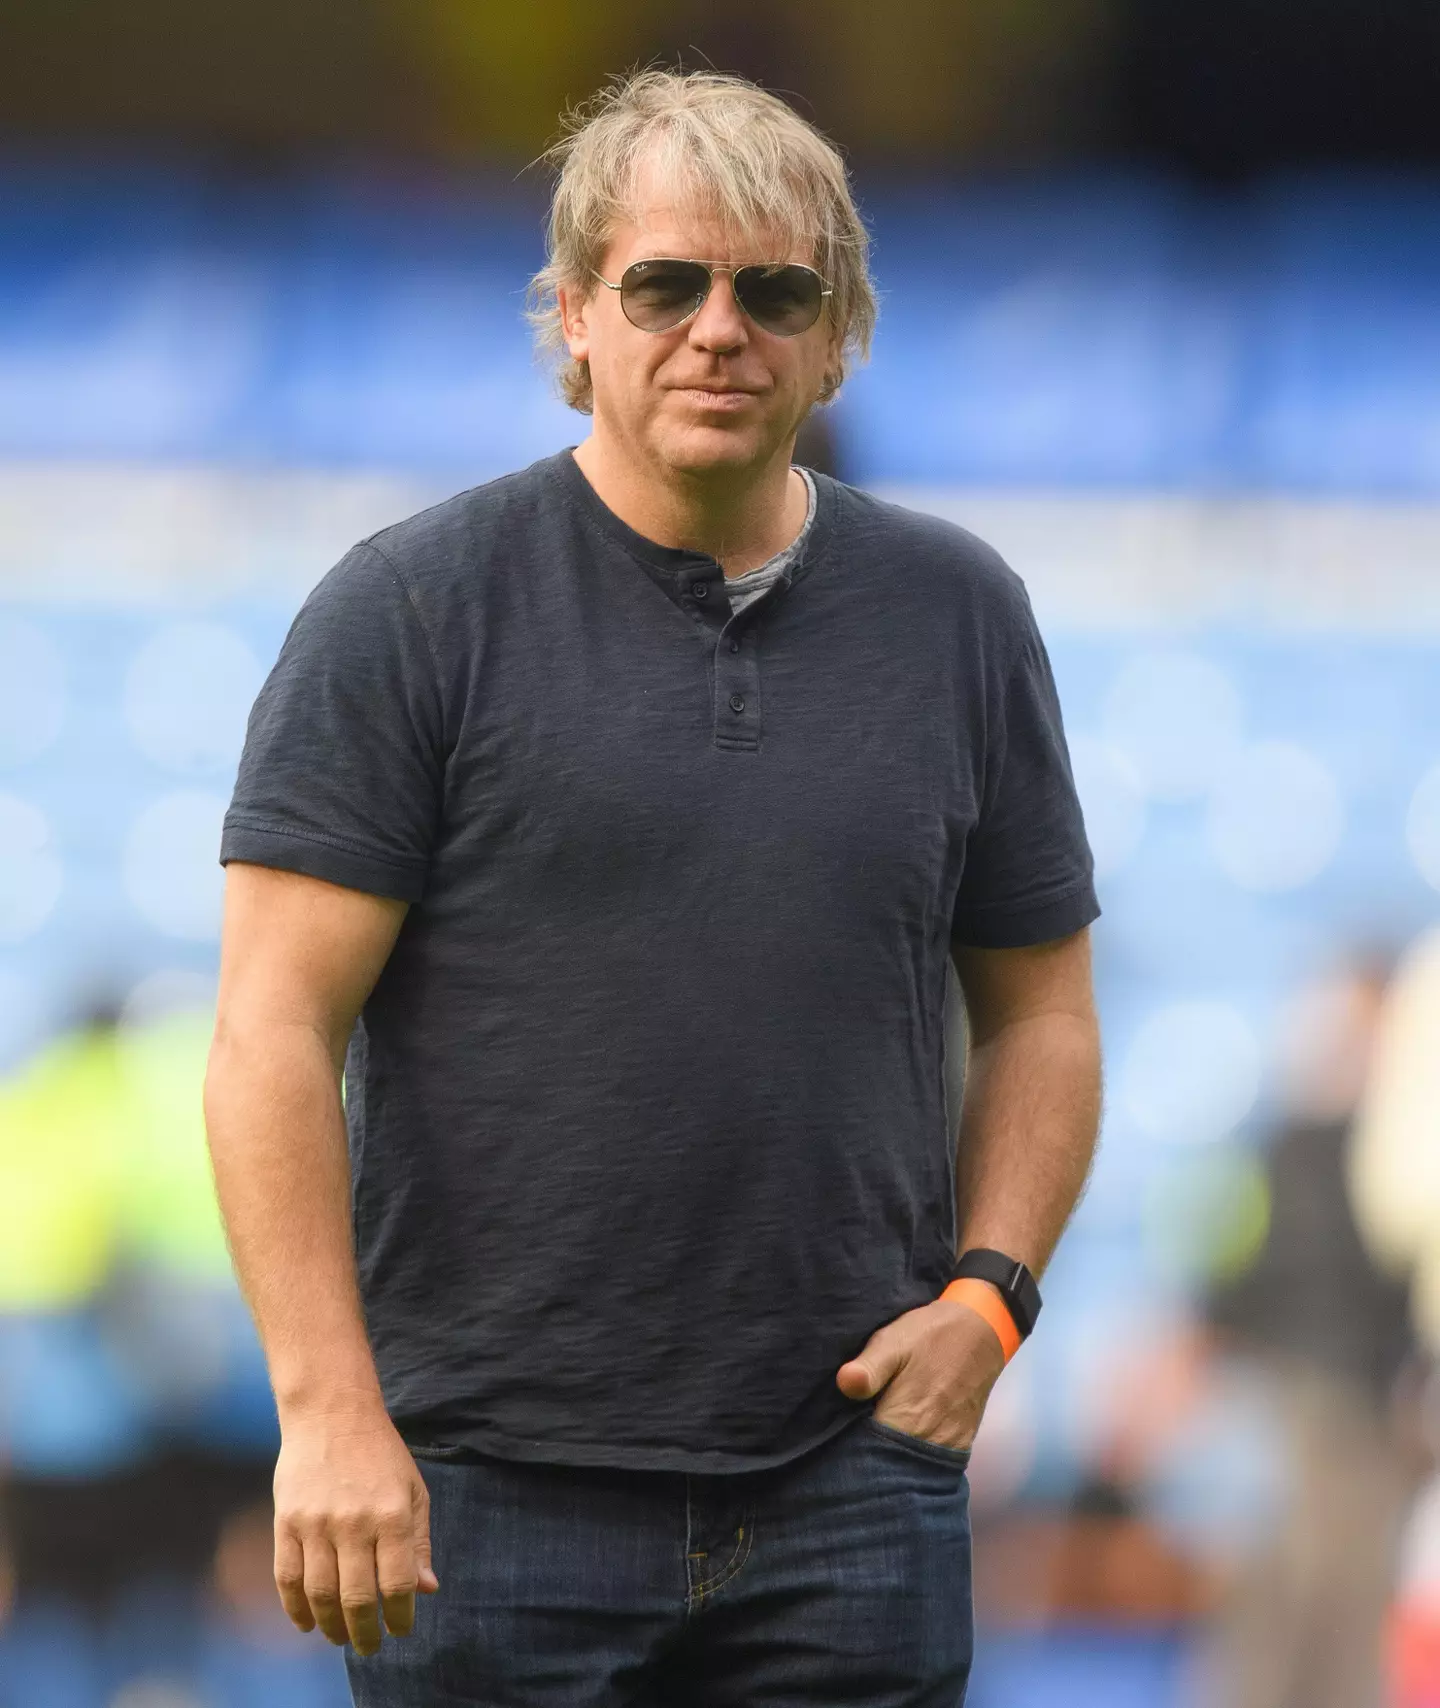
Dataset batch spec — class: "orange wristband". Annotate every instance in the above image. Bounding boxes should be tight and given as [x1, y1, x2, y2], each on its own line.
[939, 1277, 1023, 1364]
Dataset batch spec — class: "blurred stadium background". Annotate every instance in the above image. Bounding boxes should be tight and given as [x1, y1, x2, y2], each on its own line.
[3, 3, 1440, 1705]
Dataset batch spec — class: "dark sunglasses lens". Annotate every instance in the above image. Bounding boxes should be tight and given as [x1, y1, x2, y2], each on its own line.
[620, 261, 711, 330]
[735, 265, 824, 335]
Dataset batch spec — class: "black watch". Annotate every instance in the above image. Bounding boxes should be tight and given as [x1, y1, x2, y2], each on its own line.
[952, 1248, 1043, 1340]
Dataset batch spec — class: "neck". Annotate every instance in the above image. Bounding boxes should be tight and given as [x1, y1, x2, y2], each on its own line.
[571, 427, 805, 575]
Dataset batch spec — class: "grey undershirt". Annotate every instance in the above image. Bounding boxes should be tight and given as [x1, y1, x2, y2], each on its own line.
[723, 468, 818, 615]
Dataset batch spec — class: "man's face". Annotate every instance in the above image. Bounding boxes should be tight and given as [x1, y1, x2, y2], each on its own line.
[560, 167, 841, 479]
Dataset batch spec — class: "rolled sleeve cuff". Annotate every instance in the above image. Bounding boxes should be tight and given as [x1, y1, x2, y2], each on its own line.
[219, 818, 428, 904]
[951, 877, 1101, 950]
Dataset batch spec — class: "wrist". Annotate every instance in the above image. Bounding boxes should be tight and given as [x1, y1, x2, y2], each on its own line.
[273, 1367, 388, 1429]
[951, 1247, 1042, 1335]
[939, 1276, 1023, 1363]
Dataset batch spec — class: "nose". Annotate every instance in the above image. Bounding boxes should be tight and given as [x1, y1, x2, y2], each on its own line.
[687, 270, 748, 354]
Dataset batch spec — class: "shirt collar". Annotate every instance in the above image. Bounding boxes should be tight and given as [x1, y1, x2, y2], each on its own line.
[552, 447, 833, 591]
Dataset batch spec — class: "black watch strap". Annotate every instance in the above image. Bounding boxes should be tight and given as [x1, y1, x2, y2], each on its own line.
[952, 1248, 1042, 1339]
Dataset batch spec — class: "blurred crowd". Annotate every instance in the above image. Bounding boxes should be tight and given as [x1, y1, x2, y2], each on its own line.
[0, 984, 353, 1706]
[950, 931, 1440, 1708]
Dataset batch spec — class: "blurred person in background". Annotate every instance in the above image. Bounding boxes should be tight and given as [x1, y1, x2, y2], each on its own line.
[205, 66, 1101, 1708]
[0, 994, 152, 1616]
[1198, 948, 1421, 1708]
[1090, 949, 1422, 1708]
[0, 987, 285, 1697]
[1345, 925, 1440, 1708]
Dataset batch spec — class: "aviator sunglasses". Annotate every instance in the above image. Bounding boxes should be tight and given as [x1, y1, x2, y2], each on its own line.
[593, 258, 832, 337]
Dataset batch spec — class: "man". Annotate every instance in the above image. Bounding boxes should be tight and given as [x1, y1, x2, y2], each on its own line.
[204, 68, 1102, 1707]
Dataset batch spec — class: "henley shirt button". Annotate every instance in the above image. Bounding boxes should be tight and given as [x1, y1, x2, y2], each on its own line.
[728, 693, 746, 713]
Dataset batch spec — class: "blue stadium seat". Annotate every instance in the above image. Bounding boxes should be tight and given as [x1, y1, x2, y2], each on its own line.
[968, 1626, 1196, 1708]
[0, 1599, 106, 1708]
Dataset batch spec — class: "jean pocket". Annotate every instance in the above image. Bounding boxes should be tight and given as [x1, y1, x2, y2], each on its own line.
[863, 1414, 972, 1469]
[407, 1441, 472, 1462]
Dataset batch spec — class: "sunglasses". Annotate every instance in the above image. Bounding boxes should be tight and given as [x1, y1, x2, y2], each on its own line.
[593, 258, 832, 337]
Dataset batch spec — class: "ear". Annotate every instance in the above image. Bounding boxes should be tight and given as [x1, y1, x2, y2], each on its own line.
[815, 321, 845, 405]
[558, 280, 592, 365]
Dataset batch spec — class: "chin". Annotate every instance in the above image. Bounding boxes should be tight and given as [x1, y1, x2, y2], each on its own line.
[651, 418, 775, 477]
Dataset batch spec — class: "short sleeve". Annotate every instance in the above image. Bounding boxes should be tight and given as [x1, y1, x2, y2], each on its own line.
[219, 542, 444, 903]
[951, 593, 1100, 949]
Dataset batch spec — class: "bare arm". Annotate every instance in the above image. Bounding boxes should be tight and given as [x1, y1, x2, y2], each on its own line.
[836, 926, 1102, 1449]
[206, 861, 403, 1411]
[204, 860, 434, 1656]
[949, 925, 1103, 1278]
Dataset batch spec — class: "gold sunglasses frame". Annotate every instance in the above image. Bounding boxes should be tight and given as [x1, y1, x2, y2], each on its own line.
[591, 258, 833, 336]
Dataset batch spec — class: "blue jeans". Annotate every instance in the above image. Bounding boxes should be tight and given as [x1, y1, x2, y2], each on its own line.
[346, 1412, 973, 1706]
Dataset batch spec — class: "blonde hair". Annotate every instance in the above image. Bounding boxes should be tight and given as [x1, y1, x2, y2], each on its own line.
[528, 69, 877, 413]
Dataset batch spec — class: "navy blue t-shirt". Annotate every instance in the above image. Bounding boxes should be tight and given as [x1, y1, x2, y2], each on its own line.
[219, 448, 1099, 1474]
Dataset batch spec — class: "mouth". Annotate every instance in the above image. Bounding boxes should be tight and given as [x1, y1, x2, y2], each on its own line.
[674, 386, 761, 410]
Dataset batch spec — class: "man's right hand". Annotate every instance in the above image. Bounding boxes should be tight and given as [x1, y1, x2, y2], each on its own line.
[272, 1403, 440, 1656]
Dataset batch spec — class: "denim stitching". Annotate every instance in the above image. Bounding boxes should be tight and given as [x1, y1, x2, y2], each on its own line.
[864, 1415, 972, 1468]
[407, 1442, 471, 1461]
[683, 1476, 697, 1606]
[689, 1503, 755, 1602]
